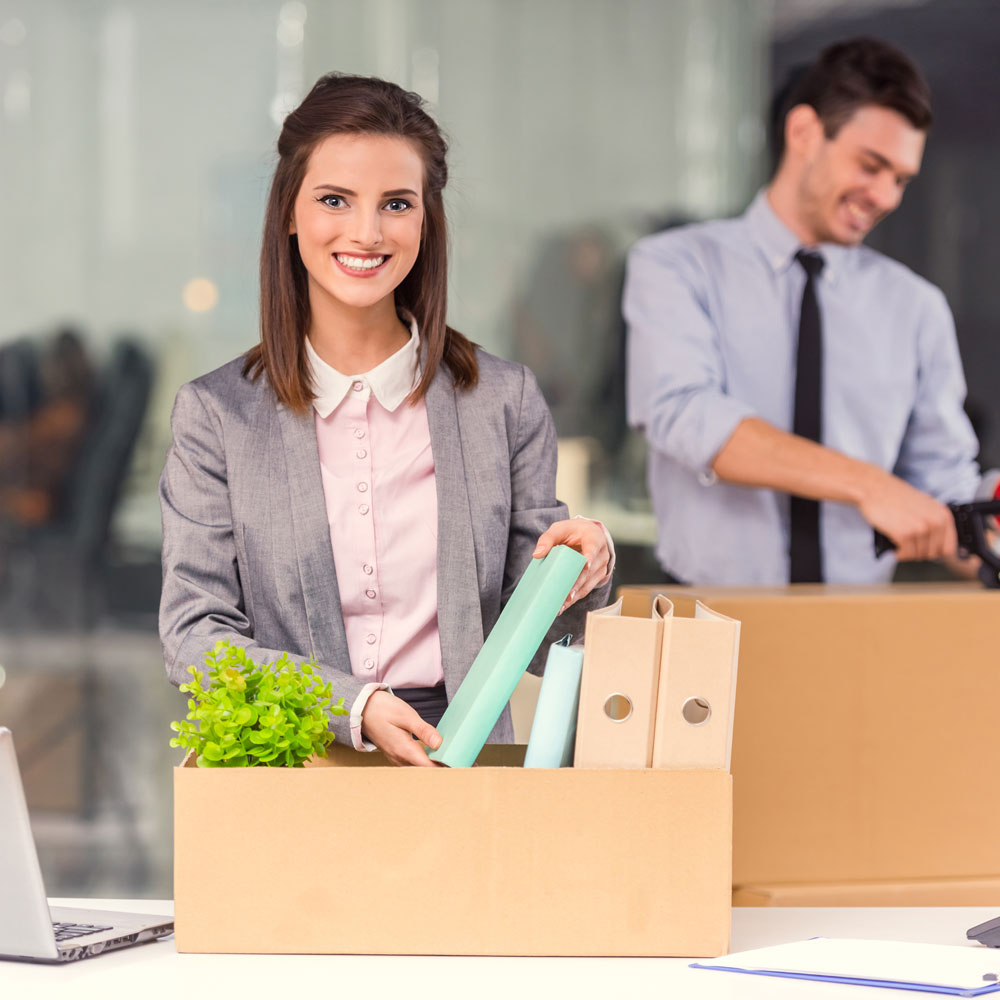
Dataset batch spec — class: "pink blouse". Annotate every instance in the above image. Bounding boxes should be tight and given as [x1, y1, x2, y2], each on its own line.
[306, 324, 440, 747]
[306, 322, 615, 751]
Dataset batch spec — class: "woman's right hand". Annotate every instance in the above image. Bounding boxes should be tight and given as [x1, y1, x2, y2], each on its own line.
[360, 690, 443, 766]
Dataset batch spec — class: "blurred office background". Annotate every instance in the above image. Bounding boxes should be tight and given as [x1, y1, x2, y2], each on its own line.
[0, 0, 995, 898]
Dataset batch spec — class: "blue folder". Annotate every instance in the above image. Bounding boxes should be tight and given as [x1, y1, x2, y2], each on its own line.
[691, 938, 1000, 997]
[523, 636, 583, 768]
[428, 545, 586, 768]
[691, 964, 1000, 996]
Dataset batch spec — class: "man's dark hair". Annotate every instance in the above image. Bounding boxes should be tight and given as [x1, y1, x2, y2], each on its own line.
[769, 37, 933, 172]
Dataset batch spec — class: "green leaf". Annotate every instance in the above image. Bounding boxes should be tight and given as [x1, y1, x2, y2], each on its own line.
[168, 638, 344, 767]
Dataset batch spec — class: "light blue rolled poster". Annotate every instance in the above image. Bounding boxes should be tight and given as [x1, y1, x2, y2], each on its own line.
[428, 545, 586, 768]
[523, 636, 584, 768]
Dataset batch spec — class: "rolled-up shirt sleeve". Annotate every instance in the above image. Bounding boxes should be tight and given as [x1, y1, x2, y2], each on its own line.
[624, 237, 756, 476]
[892, 285, 980, 504]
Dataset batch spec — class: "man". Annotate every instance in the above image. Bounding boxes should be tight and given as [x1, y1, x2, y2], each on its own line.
[625, 37, 982, 585]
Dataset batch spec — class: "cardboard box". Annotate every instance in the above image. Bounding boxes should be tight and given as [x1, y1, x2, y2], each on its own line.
[618, 583, 1000, 888]
[174, 745, 732, 956]
[733, 877, 1000, 907]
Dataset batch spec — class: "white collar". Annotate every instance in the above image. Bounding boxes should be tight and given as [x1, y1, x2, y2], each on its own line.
[305, 313, 420, 418]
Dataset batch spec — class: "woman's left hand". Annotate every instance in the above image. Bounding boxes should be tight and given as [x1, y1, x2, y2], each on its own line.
[532, 519, 611, 614]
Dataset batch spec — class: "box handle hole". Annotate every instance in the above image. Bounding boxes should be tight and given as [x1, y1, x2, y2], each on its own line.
[681, 696, 711, 726]
[603, 693, 633, 722]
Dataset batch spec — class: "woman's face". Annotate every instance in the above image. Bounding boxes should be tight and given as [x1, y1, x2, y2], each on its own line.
[290, 133, 425, 315]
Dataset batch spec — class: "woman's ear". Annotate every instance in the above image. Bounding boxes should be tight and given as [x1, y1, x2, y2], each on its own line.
[288, 216, 297, 236]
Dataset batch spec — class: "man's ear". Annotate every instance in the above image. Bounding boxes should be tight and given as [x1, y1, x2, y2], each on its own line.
[784, 103, 824, 159]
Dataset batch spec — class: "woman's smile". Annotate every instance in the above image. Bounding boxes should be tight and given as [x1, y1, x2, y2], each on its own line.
[333, 252, 390, 276]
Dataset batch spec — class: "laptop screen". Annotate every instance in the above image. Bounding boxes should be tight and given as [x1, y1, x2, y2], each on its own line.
[0, 727, 61, 960]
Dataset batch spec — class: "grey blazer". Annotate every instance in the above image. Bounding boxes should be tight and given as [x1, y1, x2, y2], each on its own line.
[159, 348, 611, 746]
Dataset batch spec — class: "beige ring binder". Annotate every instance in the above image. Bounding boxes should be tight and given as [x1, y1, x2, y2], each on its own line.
[574, 595, 740, 770]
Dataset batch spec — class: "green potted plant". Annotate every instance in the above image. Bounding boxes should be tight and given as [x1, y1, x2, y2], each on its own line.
[170, 639, 347, 767]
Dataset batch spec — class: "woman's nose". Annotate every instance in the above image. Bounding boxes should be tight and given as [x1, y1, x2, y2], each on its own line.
[349, 209, 382, 248]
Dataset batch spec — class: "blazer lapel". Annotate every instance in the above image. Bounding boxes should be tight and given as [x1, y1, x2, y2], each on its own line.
[274, 402, 350, 672]
[426, 369, 485, 695]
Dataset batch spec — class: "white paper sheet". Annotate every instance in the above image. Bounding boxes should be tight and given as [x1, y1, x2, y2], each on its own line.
[693, 938, 1000, 994]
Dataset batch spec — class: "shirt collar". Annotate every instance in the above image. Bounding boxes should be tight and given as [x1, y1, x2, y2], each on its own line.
[305, 312, 421, 418]
[745, 188, 852, 283]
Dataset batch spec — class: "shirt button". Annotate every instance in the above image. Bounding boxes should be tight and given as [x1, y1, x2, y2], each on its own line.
[363, 564, 374, 575]
[358, 504, 369, 515]
[356, 449, 367, 459]
[365, 588, 376, 599]
[366, 634, 376, 645]
[352, 381, 364, 392]
[357, 482, 368, 493]
[354, 429, 365, 439]
[364, 658, 374, 670]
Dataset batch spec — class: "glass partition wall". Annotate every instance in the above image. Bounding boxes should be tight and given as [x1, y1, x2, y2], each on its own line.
[0, 0, 765, 897]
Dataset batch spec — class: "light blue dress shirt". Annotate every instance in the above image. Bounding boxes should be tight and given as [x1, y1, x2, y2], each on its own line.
[624, 190, 980, 585]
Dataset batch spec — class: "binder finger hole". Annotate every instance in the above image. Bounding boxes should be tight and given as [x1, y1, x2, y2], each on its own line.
[681, 696, 711, 726]
[603, 693, 633, 722]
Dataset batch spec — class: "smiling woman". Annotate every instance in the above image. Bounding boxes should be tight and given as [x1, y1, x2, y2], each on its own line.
[158, 73, 614, 767]
[244, 74, 476, 414]
[289, 134, 425, 360]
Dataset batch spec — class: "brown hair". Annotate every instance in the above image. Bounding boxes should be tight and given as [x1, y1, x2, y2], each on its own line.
[244, 73, 478, 411]
[770, 37, 933, 171]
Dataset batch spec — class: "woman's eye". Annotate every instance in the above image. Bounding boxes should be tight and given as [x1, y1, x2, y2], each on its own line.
[385, 198, 411, 212]
[319, 194, 345, 208]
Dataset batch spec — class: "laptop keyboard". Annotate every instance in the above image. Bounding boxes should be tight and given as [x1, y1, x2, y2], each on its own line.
[52, 922, 113, 942]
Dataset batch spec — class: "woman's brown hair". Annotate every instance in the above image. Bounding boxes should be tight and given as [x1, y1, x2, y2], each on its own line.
[244, 73, 478, 411]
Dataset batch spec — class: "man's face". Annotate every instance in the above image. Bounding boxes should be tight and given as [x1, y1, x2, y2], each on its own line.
[796, 104, 926, 245]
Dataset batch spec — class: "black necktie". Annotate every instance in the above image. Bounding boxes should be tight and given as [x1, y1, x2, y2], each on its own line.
[790, 250, 825, 583]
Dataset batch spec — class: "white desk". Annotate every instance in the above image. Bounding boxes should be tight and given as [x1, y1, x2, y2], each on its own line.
[2, 901, 998, 999]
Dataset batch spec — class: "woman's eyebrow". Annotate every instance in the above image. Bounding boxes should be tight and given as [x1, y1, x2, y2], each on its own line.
[311, 184, 419, 198]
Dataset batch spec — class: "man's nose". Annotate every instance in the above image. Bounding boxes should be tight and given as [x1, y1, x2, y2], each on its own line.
[871, 172, 903, 215]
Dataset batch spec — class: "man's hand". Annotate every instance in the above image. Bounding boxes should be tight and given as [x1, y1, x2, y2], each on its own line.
[360, 691, 443, 767]
[857, 468, 957, 561]
[714, 418, 960, 563]
[532, 519, 611, 614]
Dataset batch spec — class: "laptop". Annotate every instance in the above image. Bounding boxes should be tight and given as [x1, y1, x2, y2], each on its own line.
[0, 726, 173, 963]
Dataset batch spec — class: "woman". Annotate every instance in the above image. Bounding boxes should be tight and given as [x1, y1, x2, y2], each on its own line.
[159, 74, 612, 766]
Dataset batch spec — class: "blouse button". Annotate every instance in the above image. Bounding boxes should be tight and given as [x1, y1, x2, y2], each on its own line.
[365, 589, 376, 600]
[356, 449, 367, 459]
[352, 381, 364, 392]
[357, 482, 368, 493]
[366, 634, 376, 645]
[354, 429, 365, 439]
[363, 564, 374, 575]
[363, 658, 374, 670]
[358, 504, 369, 515]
